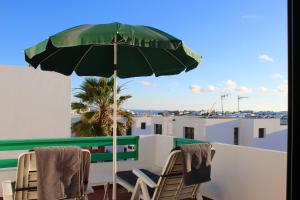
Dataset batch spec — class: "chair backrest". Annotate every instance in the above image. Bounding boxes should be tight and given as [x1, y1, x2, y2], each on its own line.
[14, 149, 91, 200]
[152, 148, 215, 200]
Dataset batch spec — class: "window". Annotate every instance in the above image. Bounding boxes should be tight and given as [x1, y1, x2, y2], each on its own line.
[141, 122, 146, 129]
[127, 145, 134, 150]
[184, 127, 194, 139]
[154, 124, 162, 134]
[126, 127, 132, 135]
[234, 127, 239, 145]
[258, 128, 266, 138]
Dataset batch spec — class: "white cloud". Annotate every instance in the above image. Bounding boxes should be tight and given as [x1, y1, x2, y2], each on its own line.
[189, 85, 204, 94]
[225, 80, 252, 93]
[225, 80, 237, 91]
[236, 86, 252, 93]
[258, 86, 270, 93]
[207, 85, 218, 92]
[137, 80, 157, 88]
[258, 54, 274, 62]
[275, 80, 288, 94]
[258, 80, 288, 95]
[189, 84, 218, 94]
[271, 73, 283, 79]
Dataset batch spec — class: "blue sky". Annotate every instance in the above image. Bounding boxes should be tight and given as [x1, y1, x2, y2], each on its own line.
[0, 0, 287, 111]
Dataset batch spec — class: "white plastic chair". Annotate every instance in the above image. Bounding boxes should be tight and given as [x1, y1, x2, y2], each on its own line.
[117, 147, 215, 200]
[1, 149, 91, 200]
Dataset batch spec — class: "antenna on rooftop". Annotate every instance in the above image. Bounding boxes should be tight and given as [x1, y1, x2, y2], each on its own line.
[220, 94, 229, 115]
[207, 102, 216, 118]
[238, 95, 248, 112]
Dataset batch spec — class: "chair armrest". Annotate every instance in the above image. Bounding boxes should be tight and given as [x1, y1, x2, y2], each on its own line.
[132, 169, 157, 188]
[1, 180, 15, 200]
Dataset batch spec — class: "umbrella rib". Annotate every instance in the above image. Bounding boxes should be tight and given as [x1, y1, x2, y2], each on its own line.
[136, 47, 155, 73]
[163, 49, 188, 69]
[39, 48, 64, 64]
[116, 38, 126, 44]
[74, 45, 94, 71]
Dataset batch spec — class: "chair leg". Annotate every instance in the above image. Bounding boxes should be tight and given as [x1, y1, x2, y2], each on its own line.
[103, 183, 110, 200]
[130, 180, 141, 200]
[140, 181, 151, 200]
[130, 179, 151, 200]
[1, 180, 14, 200]
[196, 191, 204, 200]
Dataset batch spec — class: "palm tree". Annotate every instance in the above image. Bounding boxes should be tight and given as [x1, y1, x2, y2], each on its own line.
[71, 77, 133, 137]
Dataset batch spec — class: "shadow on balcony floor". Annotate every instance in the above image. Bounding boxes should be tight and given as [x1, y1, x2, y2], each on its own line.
[88, 184, 213, 200]
[0, 185, 213, 200]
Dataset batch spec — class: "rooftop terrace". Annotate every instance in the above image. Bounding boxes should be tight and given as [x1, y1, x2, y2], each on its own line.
[0, 135, 286, 200]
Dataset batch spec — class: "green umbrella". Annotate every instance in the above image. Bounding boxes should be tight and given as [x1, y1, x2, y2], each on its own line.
[24, 22, 201, 199]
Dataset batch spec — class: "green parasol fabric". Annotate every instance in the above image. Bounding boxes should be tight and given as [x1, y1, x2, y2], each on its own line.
[25, 22, 201, 78]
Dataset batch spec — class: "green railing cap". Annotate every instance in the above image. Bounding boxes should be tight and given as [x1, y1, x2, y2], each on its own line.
[0, 136, 139, 168]
[173, 137, 209, 148]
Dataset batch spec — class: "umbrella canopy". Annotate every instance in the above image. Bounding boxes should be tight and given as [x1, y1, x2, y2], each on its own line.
[24, 22, 201, 200]
[25, 22, 201, 77]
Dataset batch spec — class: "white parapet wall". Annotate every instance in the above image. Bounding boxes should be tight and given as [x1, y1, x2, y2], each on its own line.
[135, 136, 287, 200]
[202, 143, 287, 200]
[88, 135, 159, 186]
[0, 64, 71, 140]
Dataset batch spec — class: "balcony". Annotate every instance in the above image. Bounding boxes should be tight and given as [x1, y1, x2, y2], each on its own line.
[0, 135, 286, 200]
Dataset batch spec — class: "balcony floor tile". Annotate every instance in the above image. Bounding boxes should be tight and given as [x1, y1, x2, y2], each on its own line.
[88, 185, 213, 200]
[0, 185, 213, 200]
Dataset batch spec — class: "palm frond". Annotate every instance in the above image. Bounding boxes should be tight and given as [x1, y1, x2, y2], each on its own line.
[118, 95, 132, 106]
[71, 102, 88, 113]
[71, 120, 94, 137]
[71, 77, 132, 137]
[81, 111, 99, 124]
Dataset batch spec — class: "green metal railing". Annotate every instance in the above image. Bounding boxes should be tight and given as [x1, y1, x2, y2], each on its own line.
[173, 137, 209, 148]
[0, 136, 139, 169]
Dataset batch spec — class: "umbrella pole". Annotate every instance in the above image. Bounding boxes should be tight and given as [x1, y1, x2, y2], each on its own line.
[112, 35, 117, 200]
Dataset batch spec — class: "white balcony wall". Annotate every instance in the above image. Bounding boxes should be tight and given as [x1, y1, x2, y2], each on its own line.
[202, 143, 287, 200]
[152, 135, 174, 169]
[87, 135, 158, 186]
[125, 136, 287, 200]
[145, 136, 287, 200]
[0, 65, 71, 140]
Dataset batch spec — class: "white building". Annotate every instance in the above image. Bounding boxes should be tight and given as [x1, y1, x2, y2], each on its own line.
[130, 116, 287, 151]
